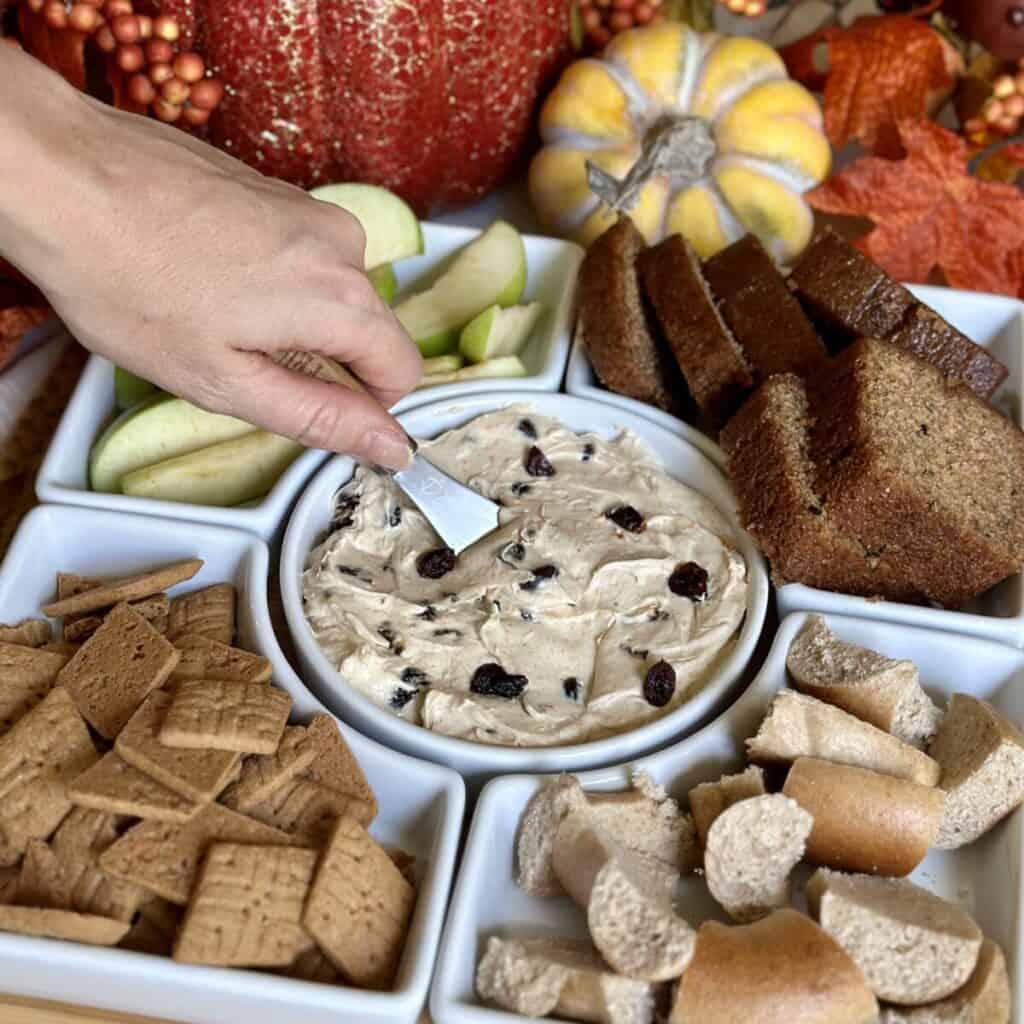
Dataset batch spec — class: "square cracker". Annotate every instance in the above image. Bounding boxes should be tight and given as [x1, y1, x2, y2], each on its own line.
[116, 691, 239, 803]
[303, 714, 377, 822]
[0, 686, 97, 866]
[160, 680, 290, 755]
[173, 843, 318, 967]
[69, 752, 198, 823]
[18, 839, 76, 908]
[303, 816, 415, 990]
[42, 560, 203, 618]
[283, 946, 342, 984]
[0, 642, 69, 734]
[168, 634, 271, 685]
[167, 584, 235, 645]
[0, 619, 51, 647]
[0, 864, 19, 903]
[0, 905, 129, 946]
[99, 802, 294, 905]
[55, 573, 103, 642]
[119, 913, 174, 956]
[65, 594, 171, 644]
[221, 725, 321, 812]
[58, 603, 180, 739]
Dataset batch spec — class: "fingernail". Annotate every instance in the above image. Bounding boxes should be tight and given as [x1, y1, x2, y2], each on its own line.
[368, 429, 414, 472]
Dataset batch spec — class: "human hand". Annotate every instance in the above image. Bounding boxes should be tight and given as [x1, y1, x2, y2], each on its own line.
[0, 49, 421, 469]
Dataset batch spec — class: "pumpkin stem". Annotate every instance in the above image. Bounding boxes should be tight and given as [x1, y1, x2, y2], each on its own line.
[586, 114, 716, 213]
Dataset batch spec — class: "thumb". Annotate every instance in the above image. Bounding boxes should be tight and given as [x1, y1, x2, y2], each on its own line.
[220, 352, 413, 470]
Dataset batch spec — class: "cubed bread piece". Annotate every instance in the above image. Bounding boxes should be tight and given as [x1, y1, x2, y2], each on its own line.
[928, 694, 1024, 849]
[703, 794, 813, 922]
[721, 377, 920, 601]
[811, 338, 1024, 609]
[577, 218, 684, 412]
[476, 935, 659, 1024]
[688, 765, 766, 847]
[747, 690, 940, 785]
[638, 234, 754, 428]
[807, 869, 983, 1006]
[552, 809, 694, 981]
[787, 616, 942, 749]
[878, 938, 1010, 1023]
[702, 234, 828, 379]
[670, 909, 879, 1024]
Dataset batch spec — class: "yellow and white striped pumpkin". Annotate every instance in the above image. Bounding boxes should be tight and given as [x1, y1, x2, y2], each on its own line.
[529, 22, 831, 263]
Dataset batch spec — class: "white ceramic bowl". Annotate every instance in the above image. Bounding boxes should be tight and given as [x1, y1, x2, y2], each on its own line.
[569, 284, 1024, 649]
[0, 505, 465, 1024]
[431, 610, 1024, 1024]
[281, 391, 769, 787]
[36, 223, 581, 539]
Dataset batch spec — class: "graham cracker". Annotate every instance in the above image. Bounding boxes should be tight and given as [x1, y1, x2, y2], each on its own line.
[56, 573, 107, 642]
[168, 634, 272, 685]
[120, 913, 173, 956]
[42, 559, 203, 618]
[228, 774, 360, 846]
[0, 686, 97, 866]
[115, 690, 239, 803]
[303, 714, 377, 822]
[138, 894, 184, 937]
[303, 816, 415, 990]
[221, 725, 320, 812]
[99, 802, 293, 906]
[0, 619, 51, 647]
[42, 641, 80, 657]
[58, 602, 180, 739]
[159, 679, 290, 755]
[17, 839, 75, 909]
[385, 847, 418, 887]
[167, 585, 235, 646]
[173, 843, 318, 967]
[64, 594, 170, 644]
[0, 642, 68, 733]
[0, 905, 129, 946]
[69, 752, 198, 824]
[284, 946, 342, 984]
[0, 864, 19, 903]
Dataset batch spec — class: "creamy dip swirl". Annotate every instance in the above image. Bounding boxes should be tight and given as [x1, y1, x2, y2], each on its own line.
[302, 409, 748, 747]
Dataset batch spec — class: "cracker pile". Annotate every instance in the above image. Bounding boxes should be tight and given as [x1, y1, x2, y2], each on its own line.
[0, 559, 416, 991]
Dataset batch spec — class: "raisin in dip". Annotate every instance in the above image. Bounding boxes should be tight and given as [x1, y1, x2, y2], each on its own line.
[302, 409, 748, 747]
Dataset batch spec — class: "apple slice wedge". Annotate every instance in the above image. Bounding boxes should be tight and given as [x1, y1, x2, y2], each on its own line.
[421, 353, 464, 375]
[367, 263, 398, 304]
[459, 301, 543, 364]
[415, 355, 527, 389]
[394, 220, 527, 358]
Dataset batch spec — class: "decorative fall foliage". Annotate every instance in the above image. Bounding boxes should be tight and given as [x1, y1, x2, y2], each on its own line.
[782, 15, 960, 156]
[808, 118, 1024, 296]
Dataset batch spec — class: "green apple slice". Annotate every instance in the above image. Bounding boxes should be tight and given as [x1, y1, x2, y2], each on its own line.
[309, 183, 423, 271]
[90, 395, 255, 493]
[421, 353, 464, 375]
[367, 263, 398, 304]
[121, 431, 304, 506]
[394, 220, 527, 357]
[415, 354, 527, 389]
[459, 301, 543, 364]
[114, 367, 159, 411]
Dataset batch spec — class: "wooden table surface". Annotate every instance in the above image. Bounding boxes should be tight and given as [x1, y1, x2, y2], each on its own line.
[0, 996, 171, 1022]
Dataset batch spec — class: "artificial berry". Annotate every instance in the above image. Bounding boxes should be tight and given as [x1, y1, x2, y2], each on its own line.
[114, 41, 144, 72]
[172, 51, 205, 84]
[25, 0, 45, 12]
[42, 1, 68, 29]
[152, 97, 181, 122]
[68, 4, 102, 32]
[576, 0, 663, 51]
[94, 23, 116, 51]
[102, 0, 132, 18]
[159, 75, 190, 105]
[181, 104, 211, 127]
[144, 38, 174, 63]
[152, 13, 179, 41]
[189, 77, 224, 111]
[126, 72, 156, 105]
[135, 13, 151, 37]
[148, 61, 174, 85]
[721, 0, 767, 16]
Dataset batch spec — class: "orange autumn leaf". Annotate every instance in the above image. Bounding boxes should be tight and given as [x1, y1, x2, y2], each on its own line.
[808, 119, 1024, 296]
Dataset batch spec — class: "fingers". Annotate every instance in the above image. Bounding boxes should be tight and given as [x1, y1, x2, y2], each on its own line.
[214, 352, 414, 470]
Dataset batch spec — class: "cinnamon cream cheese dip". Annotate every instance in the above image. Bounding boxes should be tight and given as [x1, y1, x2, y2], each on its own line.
[302, 409, 748, 747]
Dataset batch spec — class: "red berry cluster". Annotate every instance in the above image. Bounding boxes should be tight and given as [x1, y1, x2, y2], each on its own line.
[577, 0, 665, 51]
[964, 59, 1024, 145]
[718, 0, 768, 17]
[22, 0, 224, 126]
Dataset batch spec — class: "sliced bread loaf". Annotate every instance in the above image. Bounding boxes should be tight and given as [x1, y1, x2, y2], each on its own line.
[703, 793, 813, 922]
[928, 694, 1024, 849]
[637, 234, 754, 428]
[669, 909, 879, 1024]
[702, 234, 828, 379]
[878, 938, 1010, 1023]
[577, 218, 683, 411]
[688, 765, 766, 847]
[811, 338, 1024, 609]
[786, 616, 942, 749]
[475, 935, 659, 1024]
[721, 377, 920, 600]
[783, 757, 945, 876]
[807, 869, 983, 1006]
[748, 689, 941, 785]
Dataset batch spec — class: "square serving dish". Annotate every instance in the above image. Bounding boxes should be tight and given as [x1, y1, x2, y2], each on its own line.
[0, 505, 465, 1024]
[568, 284, 1024, 648]
[431, 610, 1024, 1024]
[36, 223, 582, 538]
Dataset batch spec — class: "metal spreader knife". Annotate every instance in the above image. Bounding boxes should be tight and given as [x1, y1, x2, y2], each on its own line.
[277, 351, 501, 554]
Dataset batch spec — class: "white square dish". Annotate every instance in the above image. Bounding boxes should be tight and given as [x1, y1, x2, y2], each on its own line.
[431, 610, 1024, 1024]
[35, 223, 581, 539]
[568, 284, 1024, 648]
[0, 505, 465, 1024]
